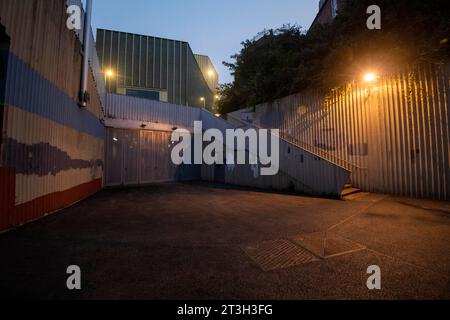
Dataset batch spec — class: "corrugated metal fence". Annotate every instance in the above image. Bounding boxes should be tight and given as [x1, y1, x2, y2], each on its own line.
[254, 63, 450, 200]
[104, 93, 350, 196]
[104, 94, 202, 186]
[0, 0, 104, 232]
[105, 93, 201, 128]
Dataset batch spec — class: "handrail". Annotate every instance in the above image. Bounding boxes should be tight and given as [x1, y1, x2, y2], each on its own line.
[204, 111, 327, 193]
[226, 113, 359, 172]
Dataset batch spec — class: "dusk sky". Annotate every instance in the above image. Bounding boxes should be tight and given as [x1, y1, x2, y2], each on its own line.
[89, 0, 320, 84]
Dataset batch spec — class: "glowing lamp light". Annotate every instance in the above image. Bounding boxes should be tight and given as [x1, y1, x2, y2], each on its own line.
[364, 72, 377, 83]
[105, 69, 115, 78]
[207, 69, 214, 77]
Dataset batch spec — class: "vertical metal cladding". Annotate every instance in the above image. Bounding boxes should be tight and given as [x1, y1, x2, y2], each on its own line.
[96, 29, 214, 109]
[253, 63, 450, 200]
[0, 0, 104, 231]
[105, 93, 201, 128]
[200, 111, 350, 197]
[104, 93, 204, 186]
[104, 93, 349, 196]
[0, 21, 9, 149]
[194, 54, 219, 93]
[0, 0, 103, 118]
[104, 128, 200, 186]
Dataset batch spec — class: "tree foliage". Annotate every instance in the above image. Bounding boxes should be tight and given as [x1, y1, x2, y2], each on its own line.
[218, 0, 450, 114]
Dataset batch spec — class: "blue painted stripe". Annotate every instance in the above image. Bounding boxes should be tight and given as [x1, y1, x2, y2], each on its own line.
[4, 52, 104, 140]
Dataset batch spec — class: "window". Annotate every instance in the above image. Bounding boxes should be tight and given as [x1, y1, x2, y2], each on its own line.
[126, 89, 160, 101]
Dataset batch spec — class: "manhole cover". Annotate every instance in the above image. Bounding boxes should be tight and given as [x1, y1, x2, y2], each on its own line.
[290, 232, 365, 259]
[242, 239, 319, 272]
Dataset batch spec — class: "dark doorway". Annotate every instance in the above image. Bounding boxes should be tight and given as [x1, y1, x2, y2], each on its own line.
[0, 19, 10, 147]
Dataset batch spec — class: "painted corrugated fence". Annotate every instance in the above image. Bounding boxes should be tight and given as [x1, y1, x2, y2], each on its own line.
[0, 0, 105, 231]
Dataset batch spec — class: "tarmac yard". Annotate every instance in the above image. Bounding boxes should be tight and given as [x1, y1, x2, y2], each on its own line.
[0, 182, 449, 300]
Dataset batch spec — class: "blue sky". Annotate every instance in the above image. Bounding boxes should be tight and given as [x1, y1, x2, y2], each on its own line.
[88, 0, 320, 84]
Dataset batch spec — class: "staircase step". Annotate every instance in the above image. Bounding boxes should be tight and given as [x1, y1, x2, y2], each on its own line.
[344, 184, 353, 189]
[341, 187, 361, 197]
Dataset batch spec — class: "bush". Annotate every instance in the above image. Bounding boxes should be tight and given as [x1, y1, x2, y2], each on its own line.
[218, 0, 450, 114]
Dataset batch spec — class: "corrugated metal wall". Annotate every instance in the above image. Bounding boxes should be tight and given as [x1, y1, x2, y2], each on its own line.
[0, 0, 103, 118]
[0, 21, 9, 151]
[105, 93, 201, 129]
[104, 93, 202, 186]
[0, 0, 104, 231]
[200, 110, 350, 197]
[96, 29, 214, 109]
[254, 63, 450, 200]
[104, 128, 200, 186]
[105, 93, 349, 196]
[194, 54, 219, 93]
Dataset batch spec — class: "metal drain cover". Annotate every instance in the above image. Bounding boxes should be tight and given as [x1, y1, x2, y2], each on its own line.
[290, 232, 365, 259]
[242, 239, 319, 271]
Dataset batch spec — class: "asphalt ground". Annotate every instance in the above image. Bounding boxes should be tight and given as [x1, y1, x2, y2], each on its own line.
[0, 182, 449, 299]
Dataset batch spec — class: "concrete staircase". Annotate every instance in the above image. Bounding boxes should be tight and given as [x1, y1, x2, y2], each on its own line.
[341, 184, 362, 199]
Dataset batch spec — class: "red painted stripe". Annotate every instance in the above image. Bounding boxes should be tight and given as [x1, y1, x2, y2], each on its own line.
[0, 169, 102, 232]
[0, 167, 15, 231]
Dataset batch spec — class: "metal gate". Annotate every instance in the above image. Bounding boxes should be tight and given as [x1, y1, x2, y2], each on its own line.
[105, 128, 200, 186]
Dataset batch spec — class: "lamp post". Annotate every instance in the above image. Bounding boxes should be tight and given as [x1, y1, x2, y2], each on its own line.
[104, 68, 115, 90]
[200, 97, 206, 108]
[212, 94, 220, 113]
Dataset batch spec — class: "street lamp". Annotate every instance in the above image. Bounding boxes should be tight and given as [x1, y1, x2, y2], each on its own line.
[363, 72, 377, 83]
[104, 68, 115, 84]
[200, 97, 206, 108]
